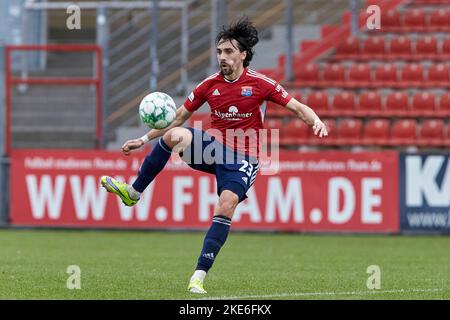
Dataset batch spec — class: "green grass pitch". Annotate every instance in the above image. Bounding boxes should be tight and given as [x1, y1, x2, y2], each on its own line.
[0, 229, 449, 300]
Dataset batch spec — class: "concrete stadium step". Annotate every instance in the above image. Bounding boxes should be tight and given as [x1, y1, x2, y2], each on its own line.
[13, 140, 97, 149]
[11, 104, 95, 114]
[11, 125, 96, 133]
[11, 113, 96, 126]
[10, 85, 94, 95]
[12, 130, 97, 149]
[11, 100, 95, 109]
[11, 94, 94, 103]
[251, 25, 321, 71]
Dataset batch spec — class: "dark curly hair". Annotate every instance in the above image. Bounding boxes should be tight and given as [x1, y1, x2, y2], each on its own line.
[216, 17, 259, 67]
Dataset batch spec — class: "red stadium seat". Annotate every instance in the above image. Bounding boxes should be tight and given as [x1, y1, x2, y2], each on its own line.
[390, 119, 417, 146]
[291, 92, 303, 102]
[415, 0, 445, 4]
[442, 37, 450, 59]
[404, 9, 427, 32]
[445, 122, 450, 146]
[322, 63, 345, 87]
[335, 37, 361, 60]
[362, 119, 390, 146]
[416, 0, 450, 4]
[309, 118, 336, 145]
[385, 91, 409, 116]
[358, 91, 383, 116]
[306, 91, 330, 116]
[265, 102, 280, 117]
[382, 10, 402, 32]
[265, 118, 283, 129]
[427, 63, 450, 87]
[399, 63, 424, 87]
[418, 119, 445, 146]
[361, 36, 386, 60]
[336, 119, 363, 145]
[322, 119, 337, 137]
[438, 92, 450, 116]
[266, 101, 294, 118]
[280, 118, 310, 146]
[374, 63, 398, 87]
[294, 63, 320, 87]
[415, 36, 438, 60]
[331, 91, 356, 116]
[268, 92, 301, 117]
[264, 118, 283, 144]
[346, 63, 372, 88]
[411, 92, 436, 116]
[428, 9, 450, 32]
[389, 36, 413, 60]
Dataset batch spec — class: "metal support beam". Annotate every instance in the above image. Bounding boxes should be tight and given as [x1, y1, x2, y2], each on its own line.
[0, 44, 5, 157]
[351, 0, 359, 36]
[0, 43, 9, 225]
[209, 0, 225, 74]
[179, 3, 189, 95]
[21, 4, 29, 84]
[0, 156, 10, 226]
[284, 0, 294, 82]
[217, 0, 227, 30]
[97, 6, 109, 148]
[210, 0, 219, 74]
[150, 0, 160, 91]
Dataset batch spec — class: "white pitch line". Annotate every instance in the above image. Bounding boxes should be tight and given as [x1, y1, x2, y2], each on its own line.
[196, 288, 442, 300]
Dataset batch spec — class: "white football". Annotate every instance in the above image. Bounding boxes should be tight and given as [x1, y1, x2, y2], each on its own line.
[139, 92, 177, 129]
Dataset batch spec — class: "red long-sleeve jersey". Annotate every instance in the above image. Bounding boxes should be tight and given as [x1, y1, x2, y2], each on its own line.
[184, 68, 293, 157]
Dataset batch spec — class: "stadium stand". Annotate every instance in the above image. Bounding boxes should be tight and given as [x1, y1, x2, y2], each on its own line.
[266, 0, 450, 149]
[418, 118, 445, 146]
[390, 119, 418, 145]
[280, 118, 310, 146]
[362, 118, 390, 146]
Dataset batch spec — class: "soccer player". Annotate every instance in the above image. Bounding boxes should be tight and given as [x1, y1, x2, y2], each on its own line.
[101, 17, 328, 294]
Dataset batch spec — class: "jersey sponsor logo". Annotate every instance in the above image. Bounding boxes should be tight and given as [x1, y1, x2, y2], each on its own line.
[213, 106, 253, 121]
[212, 89, 220, 96]
[188, 92, 194, 102]
[241, 86, 253, 97]
[229, 106, 238, 113]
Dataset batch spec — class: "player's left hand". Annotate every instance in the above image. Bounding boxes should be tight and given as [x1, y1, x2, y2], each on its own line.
[121, 139, 144, 156]
[313, 119, 328, 138]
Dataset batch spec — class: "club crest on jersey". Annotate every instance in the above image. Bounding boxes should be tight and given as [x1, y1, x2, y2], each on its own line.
[241, 86, 253, 97]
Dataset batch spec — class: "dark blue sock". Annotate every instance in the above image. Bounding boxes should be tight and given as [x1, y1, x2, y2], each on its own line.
[132, 138, 172, 193]
[196, 215, 231, 272]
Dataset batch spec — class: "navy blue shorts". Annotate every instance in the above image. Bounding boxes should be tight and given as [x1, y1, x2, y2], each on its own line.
[180, 128, 259, 202]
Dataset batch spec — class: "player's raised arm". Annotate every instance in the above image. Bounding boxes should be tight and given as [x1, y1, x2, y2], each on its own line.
[284, 97, 329, 138]
[121, 105, 193, 155]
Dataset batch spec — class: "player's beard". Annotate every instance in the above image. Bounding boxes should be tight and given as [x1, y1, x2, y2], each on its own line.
[220, 63, 233, 76]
